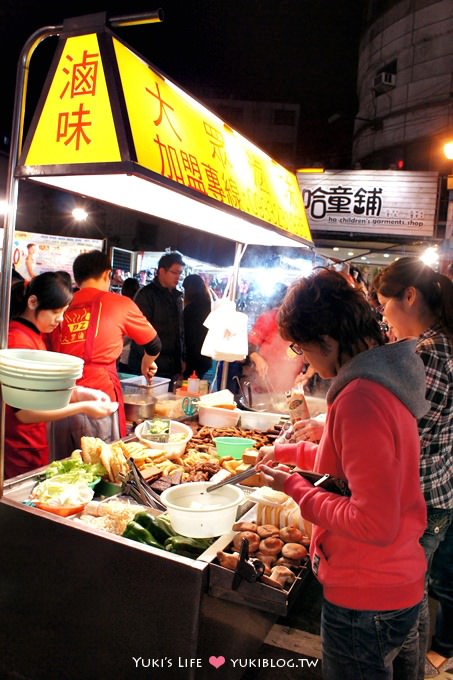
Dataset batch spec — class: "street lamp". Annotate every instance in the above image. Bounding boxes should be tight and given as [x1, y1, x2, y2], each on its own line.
[443, 141, 453, 240]
[72, 207, 88, 222]
[443, 142, 453, 160]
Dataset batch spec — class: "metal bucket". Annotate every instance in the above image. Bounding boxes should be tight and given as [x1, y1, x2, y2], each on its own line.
[122, 383, 156, 422]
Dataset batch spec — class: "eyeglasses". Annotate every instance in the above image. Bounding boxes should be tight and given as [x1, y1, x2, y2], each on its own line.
[290, 342, 304, 356]
[376, 289, 405, 316]
[167, 269, 183, 277]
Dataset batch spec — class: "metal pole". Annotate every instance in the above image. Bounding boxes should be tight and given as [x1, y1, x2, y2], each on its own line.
[0, 24, 63, 497]
[219, 242, 247, 391]
[108, 9, 164, 27]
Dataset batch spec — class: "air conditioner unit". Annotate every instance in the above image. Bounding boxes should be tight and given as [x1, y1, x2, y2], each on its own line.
[373, 72, 396, 94]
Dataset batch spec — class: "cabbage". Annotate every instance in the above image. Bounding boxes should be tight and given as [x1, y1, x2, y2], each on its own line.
[31, 477, 94, 506]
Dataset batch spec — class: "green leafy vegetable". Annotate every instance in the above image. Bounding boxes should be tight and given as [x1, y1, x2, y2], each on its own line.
[31, 477, 94, 506]
[45, 451, 105, 483]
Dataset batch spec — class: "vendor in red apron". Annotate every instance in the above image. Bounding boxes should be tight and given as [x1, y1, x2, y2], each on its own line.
[49, 250, 161, 459]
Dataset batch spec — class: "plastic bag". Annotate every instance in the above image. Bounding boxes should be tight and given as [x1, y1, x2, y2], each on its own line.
[201, 299, 248, 362]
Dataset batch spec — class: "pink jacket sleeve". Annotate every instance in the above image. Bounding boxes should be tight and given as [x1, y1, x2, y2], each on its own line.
[274, 441, 318, 469]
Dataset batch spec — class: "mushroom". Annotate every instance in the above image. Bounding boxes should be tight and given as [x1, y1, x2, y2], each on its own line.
[279, 525, 304, 543]
[259, 536, 284, 556]
[216, 551, 240, 570]
[281, 542, 308, 560]
[232, 530, 260, 553]
[269, 565, 297, 589]
[257, 523, 280, 539]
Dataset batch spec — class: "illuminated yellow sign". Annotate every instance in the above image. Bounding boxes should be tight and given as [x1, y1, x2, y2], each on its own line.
[22, 32, 311, 242]
[25, 34, 121, 165]
[113, 39, 310, 240]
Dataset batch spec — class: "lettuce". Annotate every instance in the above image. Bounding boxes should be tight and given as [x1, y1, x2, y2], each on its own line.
[45, 451, 105, 483]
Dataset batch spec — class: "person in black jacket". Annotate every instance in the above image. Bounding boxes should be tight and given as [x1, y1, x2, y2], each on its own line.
[128, 251, 185, 387]
[182, 273, 212, 379]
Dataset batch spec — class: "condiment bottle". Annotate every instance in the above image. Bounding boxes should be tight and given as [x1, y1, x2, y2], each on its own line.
[287, 384, 310, 423]
[187, 371, 200, 394]
[199, 380, 209, 395]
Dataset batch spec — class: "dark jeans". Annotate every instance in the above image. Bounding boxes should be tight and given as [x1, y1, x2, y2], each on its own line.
[430, 515, 453, 657]
[321, 599, 421, 680]
[416, 507, 453, 679]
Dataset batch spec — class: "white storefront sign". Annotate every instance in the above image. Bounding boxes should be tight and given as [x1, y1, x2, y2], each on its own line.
[0, 229, 104, 281]
[297, 170, 438, 238]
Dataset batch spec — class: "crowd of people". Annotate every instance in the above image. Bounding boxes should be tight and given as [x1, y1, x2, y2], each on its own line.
[256, 259, 453, 679]
[4, 249, 215, 475]
[3, 248, 452, 679]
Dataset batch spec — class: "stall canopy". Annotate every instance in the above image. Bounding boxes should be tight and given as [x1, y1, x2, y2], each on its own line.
[16, 13, 313, 250]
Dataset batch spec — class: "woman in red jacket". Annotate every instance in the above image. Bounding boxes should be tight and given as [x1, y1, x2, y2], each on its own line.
[258, 269, 429, 680]
[5, 272, 116, 479]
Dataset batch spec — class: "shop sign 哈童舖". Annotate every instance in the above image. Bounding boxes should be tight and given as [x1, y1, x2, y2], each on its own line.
[297, 170, 438, 238]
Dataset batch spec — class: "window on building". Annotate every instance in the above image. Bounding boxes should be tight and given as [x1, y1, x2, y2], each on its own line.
[216, 106, 243, 124]
[273, 109, 296, 126]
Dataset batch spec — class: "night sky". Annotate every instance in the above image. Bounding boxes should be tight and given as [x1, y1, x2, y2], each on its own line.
[0, 0, 364, 166]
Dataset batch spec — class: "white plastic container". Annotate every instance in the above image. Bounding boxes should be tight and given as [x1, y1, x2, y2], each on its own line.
[160, 481, 244, 538]
[0, 348, 83, 373]
[0, 349, 83, 410]
[0, 382, 75, 410]
[239, 410, 284, 432]
[198, 403, 241, 428]
[134, 419, 192, 456]
[120, 375, 171, 396]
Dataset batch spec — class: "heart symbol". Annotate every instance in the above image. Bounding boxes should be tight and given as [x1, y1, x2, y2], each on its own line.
[209, 656, 226, 669]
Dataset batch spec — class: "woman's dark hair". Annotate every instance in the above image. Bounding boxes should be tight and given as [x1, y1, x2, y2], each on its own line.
[278, 269, 384, 358]
[73, 250, 111, 285]
[182, 274, 211, 306]
[10, 271, 73, 319]
[55, 270, 73, 290]
[373, 257, 453, 337]
[122, 277, 140, 299]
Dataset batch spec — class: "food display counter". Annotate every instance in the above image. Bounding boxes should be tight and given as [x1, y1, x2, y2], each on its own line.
[0, 13, 316, 679]
[0, 452, 309, 680]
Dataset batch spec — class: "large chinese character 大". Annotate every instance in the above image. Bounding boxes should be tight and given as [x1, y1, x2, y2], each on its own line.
[146, 81, 182, 142]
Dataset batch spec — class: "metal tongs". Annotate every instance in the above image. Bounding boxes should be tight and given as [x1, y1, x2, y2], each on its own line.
[206, 466, 259, 493]
[232, 538, 265, 590]
[233, 376, 253, 407]
[122, 458, 167, 511]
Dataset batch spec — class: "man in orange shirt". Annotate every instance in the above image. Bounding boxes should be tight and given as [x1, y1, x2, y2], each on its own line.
[49, 250, 161, 457]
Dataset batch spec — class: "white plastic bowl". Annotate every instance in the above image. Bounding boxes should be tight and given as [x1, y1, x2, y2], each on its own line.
[160, 481, 244, 538]
[1, 382, 74, 410]
[0, 349, 84, 374]
[134, 419, 193, 457]
[0, 349, 84, 410]
[197, 403, 241, 428]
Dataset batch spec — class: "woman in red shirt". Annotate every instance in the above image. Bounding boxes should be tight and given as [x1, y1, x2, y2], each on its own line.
[5, 272, 116, 479]
[258, 269, 429, 680]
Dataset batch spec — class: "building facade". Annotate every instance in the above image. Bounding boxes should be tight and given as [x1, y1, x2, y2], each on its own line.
[353, 0, 453, 176]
